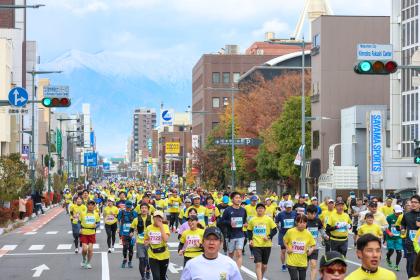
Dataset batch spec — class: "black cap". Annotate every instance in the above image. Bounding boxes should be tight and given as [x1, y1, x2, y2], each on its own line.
[87, 200, 96, 205]
[203, 227, 223, 240]
[187, 215, 199, 221]
[369, 201, 378, 208]
[335, 200, 345, 205]
[320, 251, 347, 267]
[256, 203, 266, 209]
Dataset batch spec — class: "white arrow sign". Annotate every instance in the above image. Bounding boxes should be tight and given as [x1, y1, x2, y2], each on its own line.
[32, 264, 49, 278]
[13, 89, 26, 106]
[168, 262, 183, 274]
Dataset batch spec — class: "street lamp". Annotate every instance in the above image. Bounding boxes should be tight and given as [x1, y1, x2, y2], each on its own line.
[27, 70, 62, 195]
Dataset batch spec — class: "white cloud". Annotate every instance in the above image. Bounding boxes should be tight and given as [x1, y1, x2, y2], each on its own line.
[44, 0, 109, 15]
[252, 19, 291, 38]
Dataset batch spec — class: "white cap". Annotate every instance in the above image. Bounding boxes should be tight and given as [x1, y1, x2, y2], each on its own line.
[394, 205, 403, 213]
[311, 196, 318, 201]
[285, 201, 293, 208]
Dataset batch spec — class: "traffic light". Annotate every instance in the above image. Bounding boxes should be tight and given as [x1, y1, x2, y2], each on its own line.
[415, 147, 420, 164]
[41, 97, 71, 107]
[354, 60, 398, 75]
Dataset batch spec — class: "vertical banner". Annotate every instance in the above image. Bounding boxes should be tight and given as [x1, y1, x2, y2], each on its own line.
[368, 111, 384, 191]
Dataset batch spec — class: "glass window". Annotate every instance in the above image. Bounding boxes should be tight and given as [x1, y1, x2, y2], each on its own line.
[313, 130, 320, 150]
[233, 72, 241, 83]
[223, 72, 230, 84]
[313, 34, 321, 47]
[223, 97, 229, 107]
[212, 72, 220, 84]
[212, 97, 220, 108]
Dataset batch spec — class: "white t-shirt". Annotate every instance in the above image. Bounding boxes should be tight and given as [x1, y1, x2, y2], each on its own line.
[181, 253, 243, 280]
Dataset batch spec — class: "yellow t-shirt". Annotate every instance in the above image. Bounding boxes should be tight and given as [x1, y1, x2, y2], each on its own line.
[70, 204, 87, 225]
[168, 196, 183, 213]
[283, 227, 316, 267]
[358, 223, 383, 238]
[145, 224, 170, 260]
[64, 193, 73, 203]
[206, 206, 221, 227]
[180, 228, 204, 258]
[80, 211, 100, 235]
[319, 209, 336, 228]
[103, 206, 119, 225]
[245, 204, 257, 223]
[380, 205, 394, 217]
[186, 205, 208, 227]
[155, 199, 168, 211]
[265, 204, 277, 220]
[410, 277, 420, 280]
[345, 267, 396, 280]
[247, 216, 277, 247]
[130, 216, 149, 244]
[327, 212, 352, 241]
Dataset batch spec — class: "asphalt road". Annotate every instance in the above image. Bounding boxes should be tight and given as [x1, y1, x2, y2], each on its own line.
[0, 208, 410, 279]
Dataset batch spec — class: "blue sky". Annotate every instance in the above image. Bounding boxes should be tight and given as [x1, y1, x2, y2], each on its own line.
[26, 0, 391, 156]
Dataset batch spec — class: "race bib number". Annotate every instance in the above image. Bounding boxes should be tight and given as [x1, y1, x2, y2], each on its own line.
[186, 235, 201, 248]
[410, 230, 417, 241]
[308, 227, 318, 238]
[106, 215, 115, 223]
[137, 232, 145, 241]
[172, 202, 179, 209]
[85, 216, 95, 225]
[335, 222, 348, 232]
[122, 223, 131, 234]
[391, 226, 400, 237]
[231, 217, 243, 228]
[197, 213, 205, 222]
[292, 241, 305, 254]
[253, 225, 267, 236]
[284, 219, 294, 229]
[149, 231, 162, 245]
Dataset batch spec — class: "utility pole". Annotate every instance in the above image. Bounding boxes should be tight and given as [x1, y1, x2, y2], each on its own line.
[300, 37, 306, 196]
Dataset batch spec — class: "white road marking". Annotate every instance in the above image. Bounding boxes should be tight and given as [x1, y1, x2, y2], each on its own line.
[57, 244, 72, 250]
[32, 264, 49, 278]
[1, 245, 17, 251]
[24, 232, 37, 235]
[28, 245, 45, 251]
[101, 252, 110, 280]
[100, 225, 104, 230]
[241, 265, 269, 280]
[45, 231, 58, 235]
[67, 231, 72, 234]
[93, 244, 100, 249]
[167, 242, 179, 247]
[114, 244, 123, 249]
[168, 262, 183, 273]
[345, 259, 361, 266]
[96, 230, 102, 233]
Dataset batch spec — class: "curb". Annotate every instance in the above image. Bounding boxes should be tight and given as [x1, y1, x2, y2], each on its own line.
[0, 203, 62, 236]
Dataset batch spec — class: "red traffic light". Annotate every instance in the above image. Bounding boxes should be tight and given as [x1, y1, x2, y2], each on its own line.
[385, 61, 398, 73]
[41, 97, 71, 107]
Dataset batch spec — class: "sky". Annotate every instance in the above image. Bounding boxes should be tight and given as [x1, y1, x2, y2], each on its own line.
[26, 0, 392, 156]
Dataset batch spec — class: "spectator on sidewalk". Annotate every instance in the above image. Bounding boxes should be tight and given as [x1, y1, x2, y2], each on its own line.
[18, 196, 27, 220]
[32, 191, 44, 215]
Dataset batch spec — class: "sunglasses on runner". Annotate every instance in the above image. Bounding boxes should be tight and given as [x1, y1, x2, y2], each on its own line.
[323, 267, 346, 275]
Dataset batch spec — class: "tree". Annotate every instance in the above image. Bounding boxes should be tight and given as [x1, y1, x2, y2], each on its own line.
[43, 154, 55, 169]
[0, 153, 28, 201]
[260, 96, 311, 188]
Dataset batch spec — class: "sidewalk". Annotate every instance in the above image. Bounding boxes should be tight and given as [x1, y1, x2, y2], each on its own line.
[0, 204, 63, 236]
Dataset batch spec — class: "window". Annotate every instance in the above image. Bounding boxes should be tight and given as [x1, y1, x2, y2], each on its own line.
[233, 72, 241, 83]
[223, 72, 230, 84]
[212, 97, 220, 108]
[212, 122, 219, 129]
[313, 34, 321, 47]
[212, 72, 220, 84]
[313, 130, 320, 150]
[223, 97, 229, 107]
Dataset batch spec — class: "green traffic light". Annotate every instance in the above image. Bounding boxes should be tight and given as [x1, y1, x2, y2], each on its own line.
[42, 98, 52, 107]
[359, 61, 372, 72]
[416, 157, 420, 164]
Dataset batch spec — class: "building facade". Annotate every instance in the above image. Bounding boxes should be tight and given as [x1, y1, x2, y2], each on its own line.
[132, 108, 157, 163]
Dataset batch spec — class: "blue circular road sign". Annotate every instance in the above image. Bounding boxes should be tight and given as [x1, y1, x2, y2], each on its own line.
[8, 87, 29, 107]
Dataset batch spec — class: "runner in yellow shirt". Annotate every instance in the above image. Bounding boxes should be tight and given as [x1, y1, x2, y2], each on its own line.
[103, 198, 119, 253]
[205, 196, 220, 227]
[283, 214, 316, 279]
[64, 190, 73, 214]
[178, 215, 204, 266]
[144, 211, 170, 280]
[247, 203, 277, 280]
[167, 189, 182, 232]
[357, 213, 383, 240]
[380, 198, 395, 217]
[186, 195, 208, 227]
[345, 233, 396, 280]
[264, 198, 277, 220]
[79, 200, 100, 269]
[326, 200, 352, 256]
[69, 196, 87, 253]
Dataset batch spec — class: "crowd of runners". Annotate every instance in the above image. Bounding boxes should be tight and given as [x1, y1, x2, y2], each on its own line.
[62, 179, 420, 280]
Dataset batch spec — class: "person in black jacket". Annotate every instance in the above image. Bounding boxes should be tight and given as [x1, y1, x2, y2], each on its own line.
[401, 194, 420, 278]
[32, 191, 44, 215]
[130, 203, 152, 280]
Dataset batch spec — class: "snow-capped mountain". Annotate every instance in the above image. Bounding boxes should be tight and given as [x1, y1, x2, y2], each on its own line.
[40, 49, 193, 155]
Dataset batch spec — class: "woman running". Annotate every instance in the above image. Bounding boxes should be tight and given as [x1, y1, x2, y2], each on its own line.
[103, 198, 119, 253]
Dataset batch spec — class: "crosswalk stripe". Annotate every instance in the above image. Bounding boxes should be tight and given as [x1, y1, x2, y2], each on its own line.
[1, 245, 17, 250]
[46, 231, 58, 235]
[57, 244, 72, 250]
[100, 225, 104, 230]
[29, 245, 45, 251]
[96, 230, 102, 233]
[24, 231, 37, 235]
[167, 242, 179, 247]
[114, 244, 123, 249]
[93, 244, 100, 249]
[67, 231, 72, 234]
